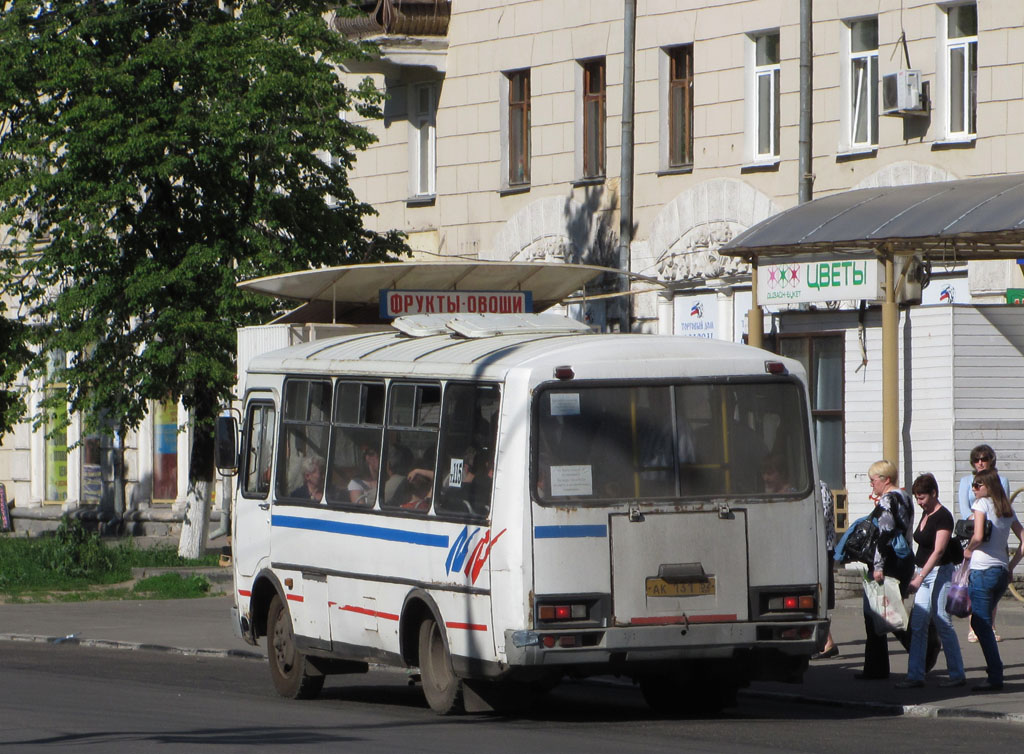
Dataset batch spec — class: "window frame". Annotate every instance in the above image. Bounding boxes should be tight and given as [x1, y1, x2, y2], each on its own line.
[275, 377, 332, 505]
[751, 32, 781, 161]
[409, 81, 438, 199]
[774, 333, 846, 491]
[241, 400, 277, 500]
[666, 44, 694, 169]
[581, 58, 606, 179]
[945, 3, 978, 140]
[848, 18, 879, 151]
[506, 69, 531, 187]
[531, 377, 814, 506]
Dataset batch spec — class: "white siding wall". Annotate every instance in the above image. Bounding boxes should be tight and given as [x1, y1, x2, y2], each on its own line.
[952, 306, 1024, 510]
[780, 305, 957, 522]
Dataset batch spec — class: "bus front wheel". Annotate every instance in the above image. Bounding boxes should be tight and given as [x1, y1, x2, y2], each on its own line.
[267, 594, 325, 700]
[418, 617, 464, 714]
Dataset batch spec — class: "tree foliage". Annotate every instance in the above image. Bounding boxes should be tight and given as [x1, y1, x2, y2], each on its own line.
[0, 0, 405, 446]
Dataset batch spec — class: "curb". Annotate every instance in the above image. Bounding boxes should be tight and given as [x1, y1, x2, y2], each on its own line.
[741, 686, 1024, 724]
[0, 632, 263, 661]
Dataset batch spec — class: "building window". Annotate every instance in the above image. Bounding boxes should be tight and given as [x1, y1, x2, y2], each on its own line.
[667, 45, 694, 168]
[410, 82, 437, 197]
[152, 398, 178, 502]
[946, 3, 977, 139]
[777, 334, 845, 491]
[849, 18, 878, 149]
[507, 70, 530, 186]
[582, 58, 606, 178]
[752, 32, 780, 160]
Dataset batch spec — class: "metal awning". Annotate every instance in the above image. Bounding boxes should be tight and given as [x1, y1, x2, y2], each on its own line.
[722, 173, 1024, 261]
[238, 261, 615, 324]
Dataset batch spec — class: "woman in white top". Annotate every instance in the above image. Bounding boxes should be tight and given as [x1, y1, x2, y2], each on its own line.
[965, 468, 1024, 692]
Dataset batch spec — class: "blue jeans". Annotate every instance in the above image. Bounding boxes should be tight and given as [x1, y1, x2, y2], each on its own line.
[907, 564, 964, 682]
[969, 566, 1010, 686]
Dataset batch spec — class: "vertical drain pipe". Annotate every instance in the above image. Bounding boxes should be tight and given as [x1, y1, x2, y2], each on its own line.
[618, 0, 636, 333]
[799, 0, 813, 204]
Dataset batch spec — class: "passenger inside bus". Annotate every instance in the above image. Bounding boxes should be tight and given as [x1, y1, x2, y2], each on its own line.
[347, 445, 380, 506]
[383, 444, 416, 508]
[290, 455, 325, 503]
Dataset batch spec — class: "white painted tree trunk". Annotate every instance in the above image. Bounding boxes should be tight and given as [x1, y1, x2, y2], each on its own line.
[177, 478, 213, 559]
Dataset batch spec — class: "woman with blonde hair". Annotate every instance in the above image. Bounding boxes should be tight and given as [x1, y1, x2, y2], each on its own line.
[965, 467, 1024, 691]
[859, 460, 938, 679]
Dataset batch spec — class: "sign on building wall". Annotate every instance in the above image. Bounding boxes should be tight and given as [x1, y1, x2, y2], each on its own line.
[758, 259, 883, 305]
[674, 293, 718, 339]
[379, 290, 533, 318]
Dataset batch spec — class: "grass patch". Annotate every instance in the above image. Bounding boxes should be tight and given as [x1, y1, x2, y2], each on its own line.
[132, 573, 212, 600]
[0, 518, 219, 601]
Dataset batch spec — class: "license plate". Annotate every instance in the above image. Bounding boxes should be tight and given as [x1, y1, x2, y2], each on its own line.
[646, 577, 716, 597]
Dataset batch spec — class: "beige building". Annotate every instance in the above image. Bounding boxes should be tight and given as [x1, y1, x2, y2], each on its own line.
[335, 0, 1024, 515]
[6, 0, 1024, 523]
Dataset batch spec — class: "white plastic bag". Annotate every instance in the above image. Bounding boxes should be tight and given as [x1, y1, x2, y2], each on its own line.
[863, 573, 908, 633]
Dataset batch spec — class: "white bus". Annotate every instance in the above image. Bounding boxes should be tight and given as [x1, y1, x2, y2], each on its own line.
[217, 312, 829, 715]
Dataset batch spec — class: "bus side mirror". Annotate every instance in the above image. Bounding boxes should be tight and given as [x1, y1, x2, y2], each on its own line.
[215, 415, 239, 475]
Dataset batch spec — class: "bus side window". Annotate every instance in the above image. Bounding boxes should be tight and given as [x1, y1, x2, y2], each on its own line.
[276, 379, 331, 503]
[241, 403, 276, 497]
[326, 381, 384, 507]
[381, 383, 441, 513]
[435, 384, 499, 518]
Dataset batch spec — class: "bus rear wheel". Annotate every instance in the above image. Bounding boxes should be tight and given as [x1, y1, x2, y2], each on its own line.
[267, 594, 325, 700]
[418, 616, 464, 714]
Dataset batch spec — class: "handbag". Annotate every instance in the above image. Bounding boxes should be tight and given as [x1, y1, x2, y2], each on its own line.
[954, 517, 991, 542]
[836, 515, 879, 565]
[945, 561, 972, 618]
[863, 573, 909, 633]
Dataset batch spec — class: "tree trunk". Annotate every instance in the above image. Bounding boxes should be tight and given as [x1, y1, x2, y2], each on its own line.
[177, 390, 217, 559]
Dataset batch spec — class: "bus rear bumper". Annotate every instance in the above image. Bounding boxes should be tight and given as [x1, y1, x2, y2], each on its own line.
[503, 619, 828, 678]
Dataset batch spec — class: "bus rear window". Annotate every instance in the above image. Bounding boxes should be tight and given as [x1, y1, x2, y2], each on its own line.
[534, 381, 811, 503]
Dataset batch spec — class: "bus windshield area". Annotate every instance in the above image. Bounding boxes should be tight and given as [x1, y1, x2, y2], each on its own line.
[534, 381, 811, 503]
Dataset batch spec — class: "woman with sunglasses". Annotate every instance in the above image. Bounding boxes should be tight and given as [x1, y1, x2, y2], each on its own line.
[956, 444, 1010, 642]
[957, 444, 1009, 521]
[965, 468, 1024, 692]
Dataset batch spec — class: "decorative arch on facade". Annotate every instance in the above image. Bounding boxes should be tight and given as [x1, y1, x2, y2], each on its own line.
[485, 195, 604, 265]
[643, 178, 779, 285]
[854, 160, 958, 189]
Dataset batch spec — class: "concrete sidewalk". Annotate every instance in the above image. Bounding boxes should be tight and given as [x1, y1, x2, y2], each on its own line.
[2, 593, 1024, 722]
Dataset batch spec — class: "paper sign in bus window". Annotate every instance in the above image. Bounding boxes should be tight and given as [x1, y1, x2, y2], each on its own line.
[448, 458, 464, 488]
[550, 465, 593, 496]
[549, 393, 580, 416]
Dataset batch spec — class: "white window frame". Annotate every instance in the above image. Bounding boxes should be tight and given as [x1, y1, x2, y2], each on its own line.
[408, 82, 437, 199]
[844, 17, 878, 152]
[744, 31, 780, 164]
[936, 3, 977, 143]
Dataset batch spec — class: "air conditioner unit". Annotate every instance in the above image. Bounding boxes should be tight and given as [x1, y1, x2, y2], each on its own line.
[882, 70, 924, 115]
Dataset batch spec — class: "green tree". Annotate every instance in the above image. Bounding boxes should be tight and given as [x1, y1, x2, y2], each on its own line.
[0, 0, 405, 555]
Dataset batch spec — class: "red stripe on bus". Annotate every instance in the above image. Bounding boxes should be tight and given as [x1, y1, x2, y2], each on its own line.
[238, 590, 252, 597]
[339, 604, 400, 622]
[446, 621, 488, 632]
[629, 614, 737, 626]
[286, 594, 304, 602]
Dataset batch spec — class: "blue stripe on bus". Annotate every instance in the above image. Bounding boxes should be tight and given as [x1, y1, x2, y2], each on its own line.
[534, 525, 608, 539]
[272, 514, 450, 548]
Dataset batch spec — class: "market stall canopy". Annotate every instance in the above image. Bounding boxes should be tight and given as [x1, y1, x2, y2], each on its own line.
[238, 261, 616, 324]
[721, 173, 1024, 262]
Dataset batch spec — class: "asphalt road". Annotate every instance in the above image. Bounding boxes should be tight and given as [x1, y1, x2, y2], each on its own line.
[2, 642, 1021, 754]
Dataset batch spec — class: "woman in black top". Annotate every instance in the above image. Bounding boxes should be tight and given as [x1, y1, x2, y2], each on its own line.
[895, 473, 966, 688]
